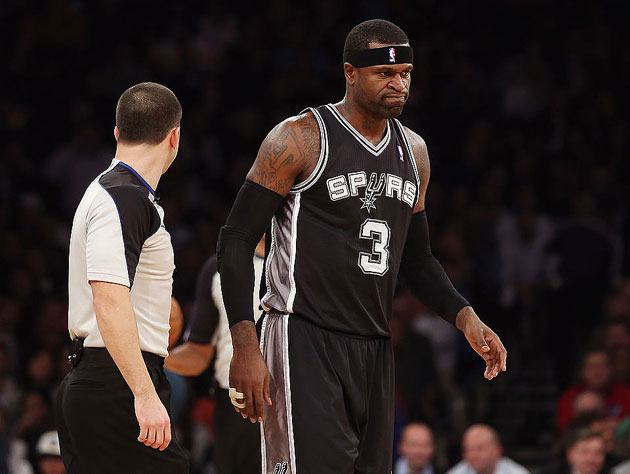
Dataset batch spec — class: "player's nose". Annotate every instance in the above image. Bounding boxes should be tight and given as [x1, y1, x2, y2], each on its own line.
[388, 74, 407, 92]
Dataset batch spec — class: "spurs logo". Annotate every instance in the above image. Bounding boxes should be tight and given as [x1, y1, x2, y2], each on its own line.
[360, 172, 385, 213]
[273, 462, 289, 474]
[327, 171, 417, 209]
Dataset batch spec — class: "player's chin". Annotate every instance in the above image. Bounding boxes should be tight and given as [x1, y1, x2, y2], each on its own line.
[382, 104, 405, 118]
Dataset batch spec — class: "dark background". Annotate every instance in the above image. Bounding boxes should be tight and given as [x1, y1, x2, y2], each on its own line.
[1, 0, 629, 473]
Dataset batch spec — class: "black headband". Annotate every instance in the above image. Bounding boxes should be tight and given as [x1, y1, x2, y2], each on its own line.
[343, 45, 413, 68]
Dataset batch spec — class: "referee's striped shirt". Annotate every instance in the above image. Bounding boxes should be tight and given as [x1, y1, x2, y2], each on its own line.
[68, 159, 174, 357]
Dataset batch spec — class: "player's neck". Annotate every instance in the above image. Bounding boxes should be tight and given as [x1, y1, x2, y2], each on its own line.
[336, 99, 388, 146]
[114, 144, 168, 190]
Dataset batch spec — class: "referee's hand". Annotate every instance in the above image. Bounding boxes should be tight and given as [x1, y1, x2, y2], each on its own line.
[134, 392, 172, 451]
[229, 321, 272, 423]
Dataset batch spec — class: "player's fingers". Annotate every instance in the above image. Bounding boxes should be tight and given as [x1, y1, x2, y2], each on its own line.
[243, 390, 254, 420]
[476, 329, 490, 352]
[484, 360, 492, 379]
[263, 374, 272, 406]
[486, 334, 507, 375]
[253, 387, 265, 423]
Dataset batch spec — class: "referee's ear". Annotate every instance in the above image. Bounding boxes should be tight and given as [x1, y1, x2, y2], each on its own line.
[169, 126, 180, 150]
[114, 126, 120, 141]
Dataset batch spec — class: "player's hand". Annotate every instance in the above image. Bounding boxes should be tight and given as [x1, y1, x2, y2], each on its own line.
[134, 391, 172, 451]
[229, 321, 272, 423]
[456, 307, 507, 380]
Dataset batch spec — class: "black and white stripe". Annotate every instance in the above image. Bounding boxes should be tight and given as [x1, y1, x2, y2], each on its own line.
[393, 119, 421, 205]
[259, 313, 296, 474]
[261, 194, 301, 314]
[291, 108, 329, 193]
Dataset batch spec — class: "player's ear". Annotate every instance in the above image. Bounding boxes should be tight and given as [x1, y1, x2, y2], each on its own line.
[114, 126, 119, 141]
[344, 63, 357, 87]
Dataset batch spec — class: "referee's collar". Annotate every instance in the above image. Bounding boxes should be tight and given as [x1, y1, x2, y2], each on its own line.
[115, 160, 156, 196]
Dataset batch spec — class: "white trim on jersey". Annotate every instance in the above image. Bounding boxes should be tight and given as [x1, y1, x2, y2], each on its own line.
[259, 316, 269, 472]
[282, 314, 297, 473]
[286, 193, 301, 313]
[291, 108, 329, 193]
[325, 104, 391, 156]
[393, 119, 421, 205]
[261, 217, 277, 311]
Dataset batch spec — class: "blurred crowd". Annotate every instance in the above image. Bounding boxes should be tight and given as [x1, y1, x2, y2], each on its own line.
[1, 0, 629, 473]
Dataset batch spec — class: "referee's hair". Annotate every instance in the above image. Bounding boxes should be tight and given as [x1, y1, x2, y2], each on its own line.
[115, 82, 182, 145]
[343, 19, 409, 57]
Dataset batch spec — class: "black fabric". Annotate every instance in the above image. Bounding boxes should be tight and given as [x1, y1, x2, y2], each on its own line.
[288, 315, 394, 473]
[99, 164, 161, 287]
[343, 45, 413, 67]
[55, 348, 189, 474]
[213, 388, 261, 473]
[184, 256, 220, 344]
[273, 105, 416, 337]
[217, 180, 283, 327]
[399, 210, 469, 325]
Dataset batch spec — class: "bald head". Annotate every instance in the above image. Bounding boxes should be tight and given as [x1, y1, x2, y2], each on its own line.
[462, 425, 502, 474]
[399, 423, 435, 471]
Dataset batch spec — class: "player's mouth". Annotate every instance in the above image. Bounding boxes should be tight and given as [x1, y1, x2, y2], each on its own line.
[382, 94, 407, 105]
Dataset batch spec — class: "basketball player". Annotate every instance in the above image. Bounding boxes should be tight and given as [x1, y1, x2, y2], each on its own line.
[217, 20, 507, 473]
[165, 238, 265, 473]
[56, 82, 189, 473]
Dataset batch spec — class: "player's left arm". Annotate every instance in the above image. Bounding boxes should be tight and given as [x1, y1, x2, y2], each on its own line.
[401, 127, 507, 380]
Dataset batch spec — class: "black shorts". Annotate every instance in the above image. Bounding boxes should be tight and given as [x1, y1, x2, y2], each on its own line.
[214, 387, 261, 473]
[260, 312, 394, 474]
[55, 348, 189, 474]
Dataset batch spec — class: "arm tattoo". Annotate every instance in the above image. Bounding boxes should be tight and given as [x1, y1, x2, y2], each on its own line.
[404, 126, 431, 211]
[247, 113, 320, 196]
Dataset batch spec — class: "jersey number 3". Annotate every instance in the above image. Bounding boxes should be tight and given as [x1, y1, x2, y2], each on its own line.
[358, 219, 391, 276]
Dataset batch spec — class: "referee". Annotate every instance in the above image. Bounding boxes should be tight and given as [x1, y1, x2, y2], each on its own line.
[55, 82, 189, 473]
[165, 238, 265, 473]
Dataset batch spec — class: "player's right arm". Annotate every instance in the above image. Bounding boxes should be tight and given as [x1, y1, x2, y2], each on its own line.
[164, 342, 215, 376]
[217, 112, 320, 423]
[165, 257, 221, 376]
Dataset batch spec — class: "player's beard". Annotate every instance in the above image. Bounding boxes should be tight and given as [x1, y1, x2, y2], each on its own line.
[373, 97, 406, 119]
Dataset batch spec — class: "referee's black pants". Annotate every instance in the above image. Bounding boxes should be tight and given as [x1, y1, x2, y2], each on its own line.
[55, 348, 189, 474]
[213, 387, 261, 473]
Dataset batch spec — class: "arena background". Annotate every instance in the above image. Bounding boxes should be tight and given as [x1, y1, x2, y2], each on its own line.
[1, 0, 629, 472]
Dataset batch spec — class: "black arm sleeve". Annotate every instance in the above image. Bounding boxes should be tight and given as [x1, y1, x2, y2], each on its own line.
[399, 210, 470, 325]
[184, 256, 221, 344]
[216, 180, 284, 328]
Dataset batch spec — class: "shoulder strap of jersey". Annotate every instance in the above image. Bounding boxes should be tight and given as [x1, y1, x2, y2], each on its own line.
[393, 119, 421, 205]
[290, 107, 329, 193]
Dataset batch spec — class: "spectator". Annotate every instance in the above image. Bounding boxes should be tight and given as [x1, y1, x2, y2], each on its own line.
[573, 391, 606, 419]
[567, 412, 625, 471]
[35, 431, 65, 474]
[556, 349, 630, 431]
[566, 429, 606, 474]
[395, 423, 441, 474]
[446, 424, 529, 474]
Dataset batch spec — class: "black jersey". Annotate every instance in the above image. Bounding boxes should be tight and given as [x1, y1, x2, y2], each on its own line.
[261, 104, 420, 337]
